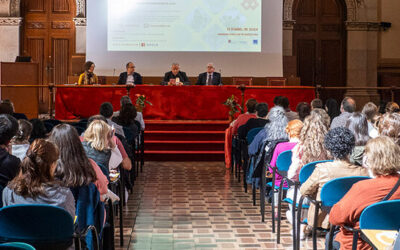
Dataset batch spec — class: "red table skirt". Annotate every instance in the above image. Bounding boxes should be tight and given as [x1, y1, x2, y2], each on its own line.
[55, 86, 315, 120]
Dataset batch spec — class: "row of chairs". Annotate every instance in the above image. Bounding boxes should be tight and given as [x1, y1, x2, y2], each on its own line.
[231, 127, 400, 250]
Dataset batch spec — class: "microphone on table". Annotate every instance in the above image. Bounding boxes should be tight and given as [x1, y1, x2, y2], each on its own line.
[113, 68, 116, 77]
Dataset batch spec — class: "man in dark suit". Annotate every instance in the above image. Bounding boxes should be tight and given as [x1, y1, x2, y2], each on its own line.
[117, 62, 143, 85]
[161, 63, 190, 85]
[196, 63, 222, 85]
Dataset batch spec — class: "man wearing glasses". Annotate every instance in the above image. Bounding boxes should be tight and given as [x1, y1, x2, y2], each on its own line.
[196, 63, 222, 86]
[117, 62, 143, 85]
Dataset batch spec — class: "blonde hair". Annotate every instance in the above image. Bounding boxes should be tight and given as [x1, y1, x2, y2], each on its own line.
[364, 136, 400, 176]
[286, 119, 303, 139]
[378, 112, 400, 146]
[385, 102, 400, 114]
[299, 108, 330, 165]
[83, 120, 111, 151]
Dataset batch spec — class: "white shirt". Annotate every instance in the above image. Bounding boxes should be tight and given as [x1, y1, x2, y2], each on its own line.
[367, 121, 379, 138]
[127, 74, 134, 85]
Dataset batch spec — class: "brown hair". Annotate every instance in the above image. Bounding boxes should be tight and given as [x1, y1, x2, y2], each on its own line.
[385, 102, 400, 114]
[378, 112, 400, 145]
[362, 102, 378, 121]
[245, 98, 258, 113]
[8, 139, 59, 198]
[364, 136, 400, 176]
[12, 119, 33, 144]
[83, 61, 95, 72]
[286, 119, 303, 139]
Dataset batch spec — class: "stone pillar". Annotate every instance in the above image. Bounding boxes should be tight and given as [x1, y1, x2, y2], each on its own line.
[0, 17, 22, 62]
[74, 17, 86, 54]
[345, 22, 380, 108]
[283, 20, 295, 56]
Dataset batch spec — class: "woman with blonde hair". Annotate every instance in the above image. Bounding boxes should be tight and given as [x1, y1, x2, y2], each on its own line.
[378, 112, 400, 145]
[82, 120, 116, 178]
[329, 136, 400, 250]
[78, 61, 98, 85]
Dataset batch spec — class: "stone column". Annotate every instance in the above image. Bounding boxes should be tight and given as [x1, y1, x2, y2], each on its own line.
[0, 17, 22, 62]
[283, 20, 295, 56]
[74, 17, 86, 53]
[345, 21, 380, 107]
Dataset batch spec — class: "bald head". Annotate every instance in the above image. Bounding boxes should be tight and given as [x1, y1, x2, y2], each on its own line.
[341, 97, 356, 113]
[206, 63, 215, 73]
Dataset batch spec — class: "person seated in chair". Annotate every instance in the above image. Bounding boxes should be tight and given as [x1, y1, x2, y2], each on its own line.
[78, 61, 98, 85]
[0, 99, 28, 120]
[99, 102, 125, 138]
[117, 62, 142, 85]
[329, 136, 400, 250]
[300, 127, 369, 234]
[161, 63, 190, 85]
[2, 139, 75, 218]
[196, 63, 222, 86]
[10, 119, 32, 161]
[238, 103, 269, 140]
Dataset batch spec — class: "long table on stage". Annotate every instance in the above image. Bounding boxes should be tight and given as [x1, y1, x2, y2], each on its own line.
[55, 85, 315, 120]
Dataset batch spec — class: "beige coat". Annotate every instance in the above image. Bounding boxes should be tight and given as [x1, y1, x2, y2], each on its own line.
[299, 160, 369, 229]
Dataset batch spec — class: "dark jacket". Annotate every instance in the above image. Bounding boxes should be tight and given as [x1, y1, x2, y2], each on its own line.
[162, 71, 190, 85]
[196, 72, 222, 85]
[0, 148, 21, 189]
[238, 118, 269, 140]
[117, 72, 143, 85]
[82, 141, 111, 179]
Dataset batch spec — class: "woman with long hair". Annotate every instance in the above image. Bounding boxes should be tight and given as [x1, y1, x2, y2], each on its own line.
[362, 102, 379, 138]
[49, 124, 108, 199]
[78, 61, 98, 85]
[325, 98, 340, 123]
[11, 119, 32, 161]
[345, 112, 371, 165]
[2, 139, 75, 217]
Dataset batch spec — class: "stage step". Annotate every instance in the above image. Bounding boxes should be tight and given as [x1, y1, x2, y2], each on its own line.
[143, 120, 227, 161]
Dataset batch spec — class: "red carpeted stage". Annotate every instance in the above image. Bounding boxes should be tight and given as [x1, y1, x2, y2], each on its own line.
[55, 85, 315, 161]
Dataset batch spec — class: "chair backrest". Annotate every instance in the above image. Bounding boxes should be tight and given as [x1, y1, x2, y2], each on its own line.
[232, 77, 253, 86]
[298, 160, 332, 184]
[360, 200, 400, 230]
[320, 176, 371, 208]
[246, 127, 263, 144]
[267, 77, 287, 86]
[276, 150, 292, 172]
[0, 204, 74, 246]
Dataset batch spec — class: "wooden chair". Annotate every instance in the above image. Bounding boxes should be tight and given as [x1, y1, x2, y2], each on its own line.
[232, 77, 253, 86]
[267, 77, 287, 86]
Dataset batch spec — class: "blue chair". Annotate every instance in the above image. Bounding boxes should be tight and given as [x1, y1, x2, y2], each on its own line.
[243, 127, 264, 194]
[0, 242, 35, 249]
[302, 176, 370, 250]
[0, 204, 99, 250]
[267, 150, 292, 238]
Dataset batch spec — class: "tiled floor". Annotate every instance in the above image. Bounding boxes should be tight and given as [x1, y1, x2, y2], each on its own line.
[116, 162, 326, 249]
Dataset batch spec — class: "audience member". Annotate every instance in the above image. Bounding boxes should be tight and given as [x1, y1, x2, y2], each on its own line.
[273, 96, 283, 107]
[49, 124, 108, 199]
[117, 62, 143, 85]
[330, 97, 356, 129]
[0, 99, 28, 120]
[362, 102, 379, 138]
[378, 112, 400, 145]
[288, 109, 330, 180]
[112, 102, 139, 141]
[385, 101, 400, 113]
[114, 96, 145, 130]
[29, 118, 47, 143]
[232, 98, 258, 135]
[300, 127, 369, 231]
[280, 96, 299, 121]
[325, 98, 341, 122]
[311, 98, 323, 110]
[10, 119, 32, 161]
[238, 103, 269, 140]
[296, 102, 311, 122]
[78, 61, 98, 85]
[378, 100, 388, 114]
[2, 139, 75, 217]
[329, 136, 400, 250]
[99, 102, 125, 137]
[0, 114, 20, 206]
[345, 112, 370, 166]
[248, 106, 288, 155]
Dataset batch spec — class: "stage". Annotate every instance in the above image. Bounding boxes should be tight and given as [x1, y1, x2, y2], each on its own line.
[55, 85, 315, 120]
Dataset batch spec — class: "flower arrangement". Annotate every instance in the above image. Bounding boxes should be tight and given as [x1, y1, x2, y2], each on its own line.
[135, 94, 152, 111]
[223, 95, 242, 119]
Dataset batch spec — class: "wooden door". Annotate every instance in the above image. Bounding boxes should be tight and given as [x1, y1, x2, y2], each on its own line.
[293, 0, 346, 88]
[21, 0, 75, 113]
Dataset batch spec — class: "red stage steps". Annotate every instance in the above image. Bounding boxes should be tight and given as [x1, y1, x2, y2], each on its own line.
[144, 120, 229, 161]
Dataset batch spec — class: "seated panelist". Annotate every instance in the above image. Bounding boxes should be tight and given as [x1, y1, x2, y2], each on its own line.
[196, 63, 222, 86]
[78, 61, 98, 85]
[117, 62, 143, 85]
[161, 63, 190, 86]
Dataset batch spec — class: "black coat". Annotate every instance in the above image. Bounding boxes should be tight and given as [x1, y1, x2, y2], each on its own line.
[161, 71, 190, 85]
[0, 148, 21, 189]
[196, 72, 222, 85]
[117, 72, 143, 85]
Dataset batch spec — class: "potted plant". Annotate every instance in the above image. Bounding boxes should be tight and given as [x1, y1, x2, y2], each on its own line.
[135, 94, 152, 112]
[223, 95, 242, 121]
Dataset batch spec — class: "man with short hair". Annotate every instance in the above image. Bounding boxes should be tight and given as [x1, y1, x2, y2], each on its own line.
[117, 62, 143, 85]
[196, 63, 222, 86]
[311, 98, 323, 109]
[0, 114, 21, 206]
[238, 103, 269, 140]
[99, 102, 125, 137]
[279, 96, 299, 121]
[330, 97, 357, 129]
[162, 63, 190, 85]
[232, 98, 258, 135]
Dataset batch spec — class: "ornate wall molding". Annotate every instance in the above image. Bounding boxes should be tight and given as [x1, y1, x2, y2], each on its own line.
[0, 16, 22, 25]
[73, 17, 86, 26]
[283, 20, 295, 30]
[76, 0, 85, 17]
[10, 0, 19, 16]
[346, 21, 380, 31]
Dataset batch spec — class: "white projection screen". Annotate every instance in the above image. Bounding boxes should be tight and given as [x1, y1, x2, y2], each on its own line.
[86, 0, 283, 78]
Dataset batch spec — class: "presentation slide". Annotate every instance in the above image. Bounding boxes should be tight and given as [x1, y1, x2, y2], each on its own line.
[108, 0, 262, 52]
[86, 0, 283, 77]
